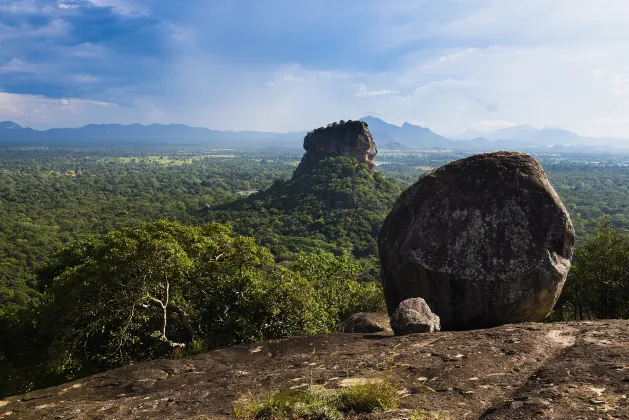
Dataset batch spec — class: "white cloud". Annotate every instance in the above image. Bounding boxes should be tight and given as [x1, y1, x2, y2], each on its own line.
[472, 120, 517, 132]
[162, 0, 629, 140]
[0, 92, 154, 128]
[93, 37, 629, 138]
[85, 0, 148, 15]
[9, 0, 629, 139]
[355, 84, 399, 97]
[0, 1, 54, 14]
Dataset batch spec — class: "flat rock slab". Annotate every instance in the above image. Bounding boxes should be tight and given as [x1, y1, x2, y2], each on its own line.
[2, 321, 629, 419]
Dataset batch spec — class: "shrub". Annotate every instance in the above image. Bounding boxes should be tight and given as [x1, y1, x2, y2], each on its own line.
[552, 217, 629, 320]
[234, 380, 400, 420]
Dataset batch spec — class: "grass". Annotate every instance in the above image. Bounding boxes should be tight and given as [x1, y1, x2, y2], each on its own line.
[408, 379, 450, 420]
[233, 379, 400, 420]
[234, 344, 451, 419]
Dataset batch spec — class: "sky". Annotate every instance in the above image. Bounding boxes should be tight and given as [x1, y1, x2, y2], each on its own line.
[2, 0, 629, 138]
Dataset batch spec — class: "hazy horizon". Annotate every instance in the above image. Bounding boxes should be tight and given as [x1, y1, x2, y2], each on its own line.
[4, 115, 626, 142]
[3, 1, 629, 139]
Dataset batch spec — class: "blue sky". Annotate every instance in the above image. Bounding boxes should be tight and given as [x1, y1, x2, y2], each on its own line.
[2, 0, 629, 137]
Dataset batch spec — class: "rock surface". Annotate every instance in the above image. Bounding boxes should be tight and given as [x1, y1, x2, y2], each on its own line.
[339, 312, 392, 333]
[3, 321, 629, 419]
[379, 151, 575, 330]
[390, 297, 441, 335]
[294, 120, 377, 175]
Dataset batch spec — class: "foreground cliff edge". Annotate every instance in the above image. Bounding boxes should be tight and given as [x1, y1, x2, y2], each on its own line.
[2, 320, 628, 419]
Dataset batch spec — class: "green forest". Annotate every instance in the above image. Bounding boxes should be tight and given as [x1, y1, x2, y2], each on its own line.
[2, 146, 629, 397]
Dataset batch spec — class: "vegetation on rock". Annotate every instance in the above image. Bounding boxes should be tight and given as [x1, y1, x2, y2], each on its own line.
[209, 156, 403, 261]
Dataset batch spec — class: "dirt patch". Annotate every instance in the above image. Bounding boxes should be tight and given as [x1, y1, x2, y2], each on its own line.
[2, 321, 629, 419]
[547, 328, 577, 347]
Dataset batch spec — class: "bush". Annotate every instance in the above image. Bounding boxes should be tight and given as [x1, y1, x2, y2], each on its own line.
[553, 217, 629, 320]
[291, 252, 386, 329]
[234, 380, 400, 420]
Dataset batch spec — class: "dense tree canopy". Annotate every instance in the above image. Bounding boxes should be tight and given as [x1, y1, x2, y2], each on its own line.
[209, 156, 404, 260]
[0, 221, 384, 397]
[3, 146, 629, 397]
[553, 218, 629, 321]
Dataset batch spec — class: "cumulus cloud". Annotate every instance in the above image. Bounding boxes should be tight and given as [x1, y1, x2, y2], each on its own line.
[0, 92, 156, 128]
[4, 0, 629, 139]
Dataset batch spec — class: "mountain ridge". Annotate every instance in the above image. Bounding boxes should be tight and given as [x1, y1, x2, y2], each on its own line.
[0, 121, 307, 148]
[2, 118, 628, 150]
[456, 123, 629, 148]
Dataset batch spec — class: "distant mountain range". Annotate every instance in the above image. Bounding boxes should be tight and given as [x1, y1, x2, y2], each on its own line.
[0, 121, 307, 148]
[1, 118, 628, 151]
[453, 124, 629, 149]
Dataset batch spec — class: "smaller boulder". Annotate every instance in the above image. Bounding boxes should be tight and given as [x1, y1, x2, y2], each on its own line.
[390, 298, 440, 336]
[340, 312, 392, 334]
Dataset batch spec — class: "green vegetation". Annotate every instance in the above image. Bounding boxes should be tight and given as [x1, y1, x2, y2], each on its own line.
[547, 165, 629, 234]
[0, 147, 294, 308]
[306, 120, 367, 137]
[210, 156, 403, 261]
[553, 218, 629, 320]
[0, 220, 384, 396]
[4, 145, 629, 398]
[233, 380, 400, 420]
[233, 344, 441, 420]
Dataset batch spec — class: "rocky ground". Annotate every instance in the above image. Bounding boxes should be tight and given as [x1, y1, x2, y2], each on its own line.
[2, 320, 629, 419]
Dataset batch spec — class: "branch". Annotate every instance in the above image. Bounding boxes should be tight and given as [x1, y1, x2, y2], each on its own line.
[165, 302, 201, 341]
[145, 295, 202, 342]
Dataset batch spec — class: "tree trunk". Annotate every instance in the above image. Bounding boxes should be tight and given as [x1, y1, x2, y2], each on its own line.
[162, 280, 169, 340]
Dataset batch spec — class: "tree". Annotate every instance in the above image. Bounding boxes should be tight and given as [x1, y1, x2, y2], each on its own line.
[39, 221, 328, 380]
[291, 252, 386, 329]
[554, 217, 629, 320]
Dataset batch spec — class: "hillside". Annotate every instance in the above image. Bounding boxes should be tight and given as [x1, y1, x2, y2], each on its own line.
[2, 320, 627, 419]
[209, 156, 402, 259]
[207, 121, 403, 259]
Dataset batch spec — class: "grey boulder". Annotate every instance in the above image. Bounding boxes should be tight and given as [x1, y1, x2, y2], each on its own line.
[390, 298, 441, 336]
[339, 312, 392, 333]
[379, 152, 575, 330]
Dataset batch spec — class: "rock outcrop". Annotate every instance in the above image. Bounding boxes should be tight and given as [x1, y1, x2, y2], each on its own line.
[379, 151, 575, 330]
[4, 321, 628, 419]
[390, 298, 441, 335]
[339, 312, 392, 333]
[294, 120, 377, 175]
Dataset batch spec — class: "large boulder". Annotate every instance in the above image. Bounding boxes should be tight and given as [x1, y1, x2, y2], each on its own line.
[390, 298, 441, 335]
[339, 312, 392, 334]
[294, 120, 377, 176]
[379, 151, 575, 330]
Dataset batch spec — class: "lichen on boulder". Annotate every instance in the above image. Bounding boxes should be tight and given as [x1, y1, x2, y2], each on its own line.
[379, 151, 575, 330]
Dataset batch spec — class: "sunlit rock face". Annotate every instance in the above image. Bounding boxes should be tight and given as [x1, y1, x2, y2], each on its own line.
[379, 151, 575, 330]
[294, 121, 377, 176]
